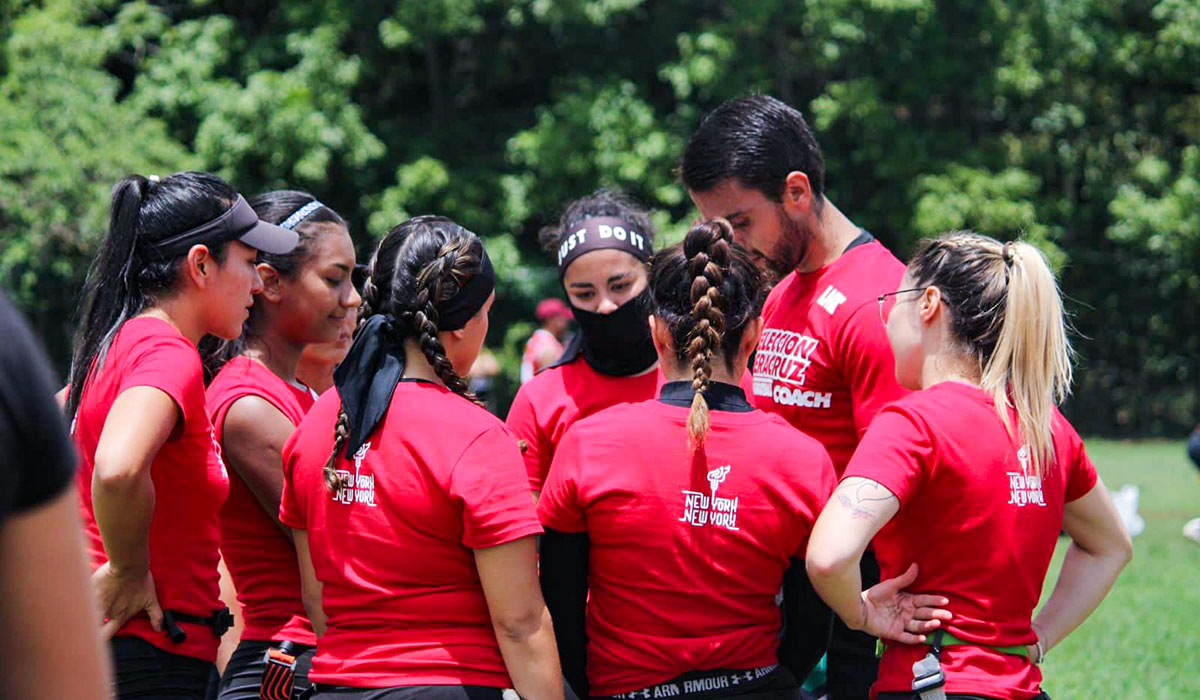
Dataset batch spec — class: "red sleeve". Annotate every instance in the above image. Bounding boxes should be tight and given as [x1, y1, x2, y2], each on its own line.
[1061, 419, 1099, 502]
[506, 384, 553, 492]
[836, 302, 909, 437]
[792, 446, 838, 558]
[537, 427, 586, 533]
[449, 424, 543, 549]
[278, 428, 307, 530]
[119, 334, 204, 425]
[841, 405, 933, 506]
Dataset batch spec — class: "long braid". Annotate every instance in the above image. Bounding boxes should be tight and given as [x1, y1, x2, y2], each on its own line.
[409, 238, 480, 403]
[683, 219, 732, 447]
[323, 218, 484, 489]
[324, 409, 352, 491]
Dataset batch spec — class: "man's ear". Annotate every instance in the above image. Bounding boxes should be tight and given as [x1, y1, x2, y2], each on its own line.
[183, 245, 214, 289]
[781, 171, 816, 218]
[257, 263, 284, 303]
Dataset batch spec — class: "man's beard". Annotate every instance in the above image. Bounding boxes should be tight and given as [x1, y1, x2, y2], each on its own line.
[760, 207, 813, 283]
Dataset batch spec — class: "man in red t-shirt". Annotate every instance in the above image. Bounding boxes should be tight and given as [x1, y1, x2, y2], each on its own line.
[681, 95, 909, 700]
[521, 298, 573, 383]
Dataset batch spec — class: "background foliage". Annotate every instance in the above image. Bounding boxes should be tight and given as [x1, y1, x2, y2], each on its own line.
[1, 0, 1196, 434]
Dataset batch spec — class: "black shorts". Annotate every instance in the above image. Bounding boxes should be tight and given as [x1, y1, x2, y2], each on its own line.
[219, 639, 316, 700]
[112, 636, 217, 700]
[309, 686, 514, 700]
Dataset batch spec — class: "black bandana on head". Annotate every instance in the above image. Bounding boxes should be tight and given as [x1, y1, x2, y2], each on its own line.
[334, 247, 496, 458]
[551, 288, 657, 376]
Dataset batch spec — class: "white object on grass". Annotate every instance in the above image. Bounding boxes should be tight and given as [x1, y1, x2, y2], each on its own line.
[1110, 484, 1145, 538]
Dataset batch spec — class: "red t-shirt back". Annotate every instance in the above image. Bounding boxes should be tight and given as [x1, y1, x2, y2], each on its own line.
[842, 382, 1099, 700]
[280, 380, 543, 688]
[208, 356, 316, 645]
[538, 387, 837, 696]
[507, 358, 664, 492]
[751, 238, 909, 474]
[73, 317, 229, 662]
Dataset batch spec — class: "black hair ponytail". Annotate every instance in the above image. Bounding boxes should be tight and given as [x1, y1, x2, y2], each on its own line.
[66, 171, 238, 418]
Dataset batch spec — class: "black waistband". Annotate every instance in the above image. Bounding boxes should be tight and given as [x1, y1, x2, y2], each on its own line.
[658, 380, 754, 412]
[162, 608, 234, 643]
[603, 665, 795, 700]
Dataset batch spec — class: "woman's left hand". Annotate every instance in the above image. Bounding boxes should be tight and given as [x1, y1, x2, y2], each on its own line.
[858, 563, 952, 644]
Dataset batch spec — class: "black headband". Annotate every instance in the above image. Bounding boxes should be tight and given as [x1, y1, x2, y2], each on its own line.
[149, 195, 298, 258]
[556, 216, 651, 278]
[437, 247, 495, 330]
[334, 244, 495, 458]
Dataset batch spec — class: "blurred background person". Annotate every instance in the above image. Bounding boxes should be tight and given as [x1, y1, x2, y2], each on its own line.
[0, 290, 111, 699]
[521, 298, 573, 384]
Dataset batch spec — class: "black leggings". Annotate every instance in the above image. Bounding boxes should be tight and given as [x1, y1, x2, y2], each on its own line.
[825, 550, 881, 700]
[219, 639, 316, 700]
[309, 687, 513, 700]
[112, 636, 217, 700]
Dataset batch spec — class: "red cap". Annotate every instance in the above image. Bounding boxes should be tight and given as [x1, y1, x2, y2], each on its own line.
[536, 298, 573, 322]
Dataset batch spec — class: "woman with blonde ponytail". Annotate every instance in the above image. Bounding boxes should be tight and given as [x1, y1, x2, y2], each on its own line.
[807, 232, 1133, 700]
[538, 219, 940, 700]
[278, 217, 563, 700]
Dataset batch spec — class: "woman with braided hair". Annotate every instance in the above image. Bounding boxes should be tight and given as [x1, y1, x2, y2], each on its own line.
[538, 219, 933, 700]
[807, 232, 1131, 700]
[279, 216, 564, 700]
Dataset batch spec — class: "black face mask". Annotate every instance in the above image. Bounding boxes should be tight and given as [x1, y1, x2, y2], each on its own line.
[567, 288, 658, 376]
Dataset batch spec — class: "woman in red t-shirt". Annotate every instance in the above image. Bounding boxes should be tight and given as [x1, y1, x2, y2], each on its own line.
[807, 232, 1133, 700]
[66, 171, 299, 699]
[538, 219, 941, 700]
[205, 191, 361, 700]
[280, 216, 563, 700]
[507, 189, 663, 495]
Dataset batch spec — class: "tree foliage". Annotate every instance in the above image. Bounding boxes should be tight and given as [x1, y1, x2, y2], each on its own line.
[0, 0, 1196, 434]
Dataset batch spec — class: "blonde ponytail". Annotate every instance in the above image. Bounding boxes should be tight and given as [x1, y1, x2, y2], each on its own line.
[979, 241, 1073, 475]
[908, 232, 1074, 476]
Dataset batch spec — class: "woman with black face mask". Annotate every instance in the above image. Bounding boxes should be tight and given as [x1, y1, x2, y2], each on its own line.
[506, 189, 662, 499]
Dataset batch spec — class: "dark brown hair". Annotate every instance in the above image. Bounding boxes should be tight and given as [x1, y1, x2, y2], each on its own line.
[324, 216, 483, 490]
[650, 218, 765, 447]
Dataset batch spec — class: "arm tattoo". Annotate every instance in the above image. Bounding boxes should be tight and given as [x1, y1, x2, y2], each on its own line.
[834, 479, 896, 521]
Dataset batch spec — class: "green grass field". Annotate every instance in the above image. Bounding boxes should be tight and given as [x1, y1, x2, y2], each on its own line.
[1038, 440, 1200, 698]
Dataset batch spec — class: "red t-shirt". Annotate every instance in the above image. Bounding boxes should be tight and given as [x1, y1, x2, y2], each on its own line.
[842, 382, 1099, 700]
[750, 238, 909, 474]
[507, 358, 665, 492]
[521, 328, 565, 383]
[208, 356, 316, 645]
[73, 317, 229, 662]
[538, 384, 837, 696]
[280, 380, 544, 688]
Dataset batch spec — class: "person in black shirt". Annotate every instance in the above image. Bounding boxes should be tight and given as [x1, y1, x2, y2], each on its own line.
[0, 291, 111, 699]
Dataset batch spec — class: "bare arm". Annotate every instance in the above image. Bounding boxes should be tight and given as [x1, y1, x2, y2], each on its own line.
[222, 395, 298, 539]
[92, 385, 178, 637]
[1032, 478, 1132, 656]
[0, 487, 112, 699]
[293, 529, 326, 636]
[476, 536, 564, 700]
[807, 477, 949, 643]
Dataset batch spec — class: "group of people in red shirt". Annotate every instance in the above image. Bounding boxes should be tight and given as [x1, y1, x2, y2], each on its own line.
[61, 95, 1132, 700]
